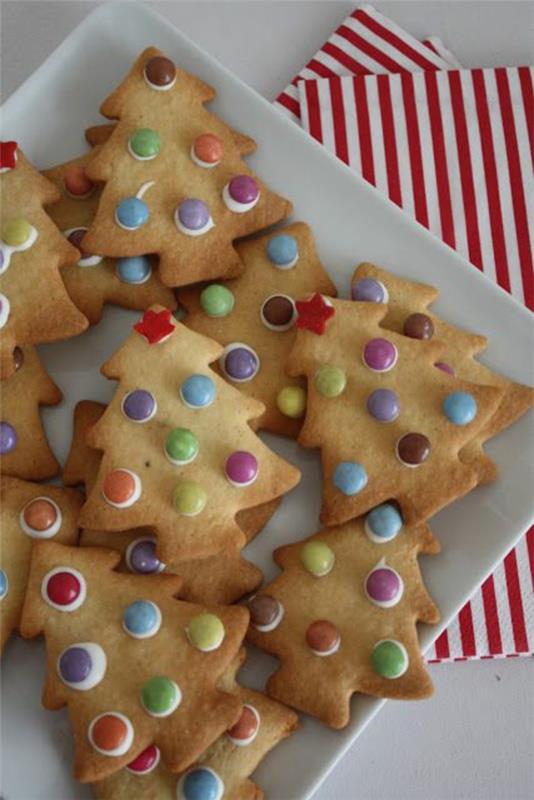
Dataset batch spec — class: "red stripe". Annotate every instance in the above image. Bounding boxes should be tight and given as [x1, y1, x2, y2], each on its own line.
[353, 8, 443, 71]
[480, 575, 503, 655]
[275, 91, 300, 118]
[377, 74, 402, 207]
[337, 24, 405, 74]
[495, 68, 534, 310]
[306, 57, 338, 80]
[424, 72, 456, 248]
[526, 526, 534, 590]
[433, 628, 451, 660]
[458, 602, 477, 656]
[400, 73, 429, 227]
[423, 39, 438, 56]
[447, 71, 484, 269]
[321, 40, 372, 76]
[304, 81, 324, 144]
[471, 69, 511, 292]
[352, 77, 375, 185]
[503, 548, 529, 653]
[517, 67, 534, 170]
[329, 78, 349, 164]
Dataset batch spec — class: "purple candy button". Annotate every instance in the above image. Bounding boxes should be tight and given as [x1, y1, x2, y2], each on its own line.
[126, 538, 162, 574]
[365, 566, 403, 607]
[363, 338, 398, 372]
[122, 389, 156, 423]
[352, 278, 386, 304]
[228, 175, 259, 205]
[225, 451, 258, 486]
[366, 389, 400, 422]
[177, 198, 210, 231]
[59, 646, 92, 684]
[222, 345, 259, 382]
[0, 421, 17, 454]
[435, 362, 455, 376]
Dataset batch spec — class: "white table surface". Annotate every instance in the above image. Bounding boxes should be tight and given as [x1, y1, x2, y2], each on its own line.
[2, 3, 533, 799]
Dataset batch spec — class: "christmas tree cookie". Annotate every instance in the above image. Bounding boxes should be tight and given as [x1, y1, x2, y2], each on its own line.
[43, 152, 176, 325]
[0, 141, 88, 378]
[180, 222, 337, 437]
[79, 308, 300, 563]
[247, 507, 440, 727]
[352, 263, 534, 483]
[0, 476, 81, 652]
[286, 296, 503, 526]
[1, 346, 62, 480]
[19, 540, 249, 782]
[83, 48, 292, 288]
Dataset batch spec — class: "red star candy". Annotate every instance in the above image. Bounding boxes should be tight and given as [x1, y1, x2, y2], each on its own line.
[295, 293, 335, 335]
[134, 308, 176, 344]
[0, 141, 18, 172]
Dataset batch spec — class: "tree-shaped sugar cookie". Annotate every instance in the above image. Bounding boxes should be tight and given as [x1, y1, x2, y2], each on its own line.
[65, 401, 264, 605]
[287, 296, 503, 527]
[20, 540, 249, 782]
[352, 263, 534, 484]
[0, 476, 81, 652]
[180, 222, 337, 437]
[0, 142, 88, 378]
[247, 506, 440, 727]
[1, 346, 62, 480]
[79, 308, 300, 563]
[83, 48, 292, 288]
[43, 152, 177, 325]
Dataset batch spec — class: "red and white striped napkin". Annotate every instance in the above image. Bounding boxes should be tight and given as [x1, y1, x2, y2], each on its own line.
[274, 4, 534, 661]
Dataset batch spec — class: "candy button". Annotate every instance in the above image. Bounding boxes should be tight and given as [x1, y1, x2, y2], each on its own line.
[126, 744, 161, 775]
[175, 199, 214, 237]
[225, 451, 258, 487]
[220, 343, 260, 382]
[2, 218, 31, 247]
[0, 421, 17, 454]
[122, 389, 157, 423]
[260, 294, 296, 331]
[363, 338, 398, 372]
[116, 256, 152, 284]
[365, 562, 404, 608]
[248, 594, 284, 632]
[178, 767, 224, 800]
[333, 462, 368, 496]
[0, 249, 5, 274]
[63, 165, 94, 198]
[227, 704, 260, 746]
[276, 385, 306, 419]
[365, 504, 403, 543]
[351, 277, 388, 303]
[173, 481, 207, 516]
[435, 361, 455, 376]
[42, 567, 86, 612]
[13, 346, 24, 371]
[144, 56, 177, 90]
[396, 433, 431, 467]
[200, 284, 234, 318]
[165, 428, 199, 465]
[366, 388, 400, 423]
[187, 613, 225, 652]
[88, 712, 134, 756]
[125, 537, 165, 574]
[20, 497, 61, 539]
[191, 133, 224, 168]
[123, 600, 162, 639]
[223, 175, 260, 213]
[403, 313, 434, 340]
[266, 234, 298, 269]
[102, 469, 141, 508]
[115, 197, 149, 230]
[180, 374, 216, 408]
[66, 228, 103, 272]
[314, 365, 346, 398]
[371, 639, 409, 679]
[0, 294, 11, 328]
[0, 569, 8, 600]
[300, 540, 335, 577]
[141, 676, 181, 717]
[443, 391, 477, 425]
[128, 128, 161, 160]
[57, 642, 107, 690]
[306, 620, 340, 656]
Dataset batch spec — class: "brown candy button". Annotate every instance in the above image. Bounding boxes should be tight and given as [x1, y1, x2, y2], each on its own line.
[144, 56, 176, 88]
[396, 433, 431, 466]
[403, 313, 434, 340]
[248, 594, 282, 630]
[261, 295, 295, 329]
[306, 620, 340, 655]
[13, 346, 24, 371]
[23, 498, 58, 531]
[67, 228, 90, 256]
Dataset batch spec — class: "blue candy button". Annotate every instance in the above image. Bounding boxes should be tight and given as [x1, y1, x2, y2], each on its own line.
[180, 375, 216, 408]
[115, 197, 149, 230]
[333, 461, 368, 496]
[365, 503, 403, 543]
[443, 391, 477, 425]
[123, 600, 161, 639]
[266, 234, 298, 268]
[181, 767, 224, 800]
[117, 256, 152, 284]
[0, 569, 8, 600]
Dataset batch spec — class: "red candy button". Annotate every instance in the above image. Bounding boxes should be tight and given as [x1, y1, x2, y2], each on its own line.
[126, 744, 160, 774]
[227, 705, 259, 744]
[64, 165, 94, 197]
[46, 571, 81, 606]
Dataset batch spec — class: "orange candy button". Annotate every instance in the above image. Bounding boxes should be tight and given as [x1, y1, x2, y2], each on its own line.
[227, 704, 259, 742]
[193, 133, 224, 165]
[92, 714, 127, 751]
[103, 470, 138, 506]
[64, 165, 94, 197]
[23, 499, 57, 531]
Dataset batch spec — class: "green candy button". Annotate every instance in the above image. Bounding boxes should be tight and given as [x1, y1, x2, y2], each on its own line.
[2, 218, 32, 247]
[200, 284, 235, 318]
[129, 128, 161, 159]
[173, 481, 207, 516]
[371, 640, 408, 679]
[187, 612, 225, 652]
[165, 428, 199, 465]
[314, 365, 347, 398]
[300, 540, 335, 577]
[141, 676, 181, 717]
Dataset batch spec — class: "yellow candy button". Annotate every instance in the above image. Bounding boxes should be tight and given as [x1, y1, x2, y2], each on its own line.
[2, 218, 32, 247]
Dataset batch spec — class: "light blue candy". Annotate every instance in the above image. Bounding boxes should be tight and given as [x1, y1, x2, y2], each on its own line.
[180, 374, 216, 408]
[366, 503, 403, 541]
[0, 569, 8, 600]
[117, 256, 152, 284]
[333, 461, 368, 496]
[182, 768, 222, 800]
[443, 391, 477, 425]
[115, 197, 149, 230]
[123, 600, 160, 637]
[266, 234, 298, 268]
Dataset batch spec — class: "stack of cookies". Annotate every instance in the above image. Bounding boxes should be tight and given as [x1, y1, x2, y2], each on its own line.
[1, 45, 533, 798]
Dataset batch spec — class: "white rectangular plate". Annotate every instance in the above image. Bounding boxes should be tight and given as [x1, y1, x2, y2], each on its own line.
[1, 5, 533, 800]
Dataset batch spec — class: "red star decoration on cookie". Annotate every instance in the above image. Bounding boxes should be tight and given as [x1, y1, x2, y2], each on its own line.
[134, 308, 176, 344]
[0, 141, 18, 171]
[295, 293, 335, 335]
